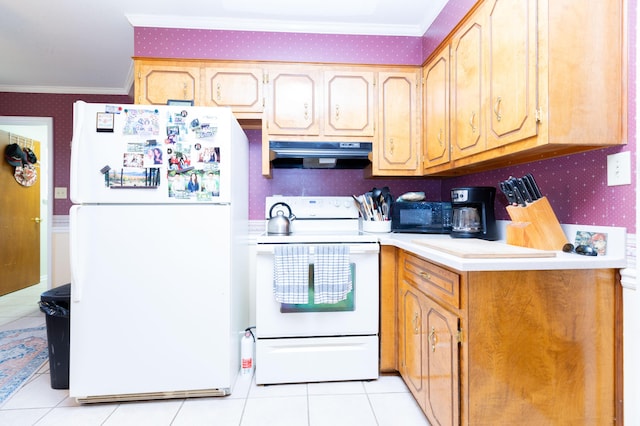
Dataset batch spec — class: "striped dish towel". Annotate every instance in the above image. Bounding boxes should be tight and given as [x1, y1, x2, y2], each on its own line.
[313, 245, 352, 304]
[273, 245, 310, 304]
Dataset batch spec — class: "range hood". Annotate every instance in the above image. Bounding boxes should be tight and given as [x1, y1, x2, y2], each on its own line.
[269, 141, 372, 169]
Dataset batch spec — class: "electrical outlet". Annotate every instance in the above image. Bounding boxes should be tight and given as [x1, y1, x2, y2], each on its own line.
[54, 187, 67, 199]
[607, 152, 631, 186]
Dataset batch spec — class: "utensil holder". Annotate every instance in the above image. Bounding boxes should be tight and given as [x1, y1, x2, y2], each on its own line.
[505, 197, 568, 250]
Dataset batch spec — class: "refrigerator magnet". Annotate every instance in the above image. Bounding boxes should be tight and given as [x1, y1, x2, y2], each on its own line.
[96, 112, 114, 132]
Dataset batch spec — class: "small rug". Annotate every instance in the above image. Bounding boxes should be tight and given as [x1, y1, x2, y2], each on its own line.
[0, 326, 49, 405]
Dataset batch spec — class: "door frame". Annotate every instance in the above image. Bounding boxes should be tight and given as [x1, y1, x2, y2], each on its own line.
[0, 116, 53, 289]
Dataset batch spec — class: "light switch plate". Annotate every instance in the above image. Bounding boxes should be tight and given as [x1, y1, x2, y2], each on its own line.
[607, 151, 631, 186]
[54, 187, 67, 199]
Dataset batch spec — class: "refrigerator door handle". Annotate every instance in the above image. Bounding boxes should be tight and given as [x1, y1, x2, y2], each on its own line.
[69, 206, 82, 302]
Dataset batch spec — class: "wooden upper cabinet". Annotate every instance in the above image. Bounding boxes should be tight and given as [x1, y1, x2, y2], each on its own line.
[451, 14, 485, 160]
[324, 71, 375, 137]
[425, 0, 625, 175]
[266, 69, 321, 135]
[423, 44, 451, 171]
[542, 0, 625, 146]
[135, 61, 201, 105]
[203, 65, 263, 113]
[485, 0, 538, 148]
[374, 70, 421, 175]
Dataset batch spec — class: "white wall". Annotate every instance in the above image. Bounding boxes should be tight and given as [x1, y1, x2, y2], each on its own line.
[624, 9, 640, 422]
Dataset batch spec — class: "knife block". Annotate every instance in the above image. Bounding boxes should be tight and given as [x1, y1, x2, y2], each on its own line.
[505, 197, 568, 250]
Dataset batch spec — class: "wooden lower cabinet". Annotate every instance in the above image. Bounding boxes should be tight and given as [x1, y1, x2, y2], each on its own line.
[392, 249, 620, 425]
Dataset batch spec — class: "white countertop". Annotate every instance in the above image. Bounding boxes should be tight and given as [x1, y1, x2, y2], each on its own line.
[374, 222, 628, 272]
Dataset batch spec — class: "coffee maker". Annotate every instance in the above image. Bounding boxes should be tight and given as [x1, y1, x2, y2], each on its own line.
[450, 187, 498, 240]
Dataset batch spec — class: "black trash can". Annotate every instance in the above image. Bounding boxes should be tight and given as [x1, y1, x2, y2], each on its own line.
[39, 283, 71, 389]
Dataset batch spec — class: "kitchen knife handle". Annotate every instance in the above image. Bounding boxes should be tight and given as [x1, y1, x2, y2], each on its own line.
[525, 173, 543, 198]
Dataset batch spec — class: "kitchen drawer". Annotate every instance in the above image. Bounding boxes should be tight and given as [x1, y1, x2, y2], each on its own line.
[401, 251, 460, 309]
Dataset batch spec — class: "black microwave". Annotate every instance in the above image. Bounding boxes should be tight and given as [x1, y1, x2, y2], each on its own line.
[391, 201, 452, 234]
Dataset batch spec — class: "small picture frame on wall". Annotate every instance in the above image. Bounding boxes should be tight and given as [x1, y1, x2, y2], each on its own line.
[167, 99, 194, 106]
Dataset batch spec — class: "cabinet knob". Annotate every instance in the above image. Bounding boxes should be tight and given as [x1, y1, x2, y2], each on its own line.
[469, 111, 477, 133]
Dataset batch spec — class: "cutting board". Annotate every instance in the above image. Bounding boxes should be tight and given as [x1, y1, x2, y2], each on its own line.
[412, 238, 557, 259]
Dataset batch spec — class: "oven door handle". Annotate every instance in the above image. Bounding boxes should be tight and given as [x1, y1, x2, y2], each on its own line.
[256, 244, 380, 255]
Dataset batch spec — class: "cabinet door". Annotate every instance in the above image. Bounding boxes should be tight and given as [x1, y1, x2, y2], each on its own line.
[266, 70, 321, 135]
[135, 62, 201, 105]
[451, 15, 485, 160]
[398, 280, 426, 412]
[203, 66, 263, 113]
[423, 45, 451, 170]
[323, 71, 375, 137]
[486, 0, 538, 148]
[375, 71, 421, 174]
[424, 299, 460, 426]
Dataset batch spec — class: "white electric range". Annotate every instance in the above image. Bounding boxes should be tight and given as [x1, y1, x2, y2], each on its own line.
[255, 196, 380, 385]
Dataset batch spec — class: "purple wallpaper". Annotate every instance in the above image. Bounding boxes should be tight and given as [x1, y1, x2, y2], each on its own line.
[134, 28, 423, 66]
[0, 92, 132, 216]
[0, 0, 635, 232]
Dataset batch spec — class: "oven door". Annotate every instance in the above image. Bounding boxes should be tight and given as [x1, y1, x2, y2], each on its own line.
[255, 242, 379, 338]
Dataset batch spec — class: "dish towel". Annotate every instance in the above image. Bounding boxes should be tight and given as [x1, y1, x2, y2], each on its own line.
[273, 245, 310, 304]
[313, 245, 352, 304]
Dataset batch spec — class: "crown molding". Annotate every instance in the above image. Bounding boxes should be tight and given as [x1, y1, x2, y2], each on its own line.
[126, 14, 425, 37]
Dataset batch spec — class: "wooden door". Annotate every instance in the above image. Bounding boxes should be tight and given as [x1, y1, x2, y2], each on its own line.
[323, 70, 375, 136]
[424, 300, 460, 426]
[423, 45, 451, 170]
[398, 280, 426, 412]
[451, 16, 486, 160]
[486, 0, 538, 148]
[135, 61, 201, 105]
[203, 65, 264, 113]
[375, 71, 421, 174]
[266, 69, 321, 135]
[0, 132, 40, 296]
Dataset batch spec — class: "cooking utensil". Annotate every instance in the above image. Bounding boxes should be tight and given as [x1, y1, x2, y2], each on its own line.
[267, 202, 295, 235]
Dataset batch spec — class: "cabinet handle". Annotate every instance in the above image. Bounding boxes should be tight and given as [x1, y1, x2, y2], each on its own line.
[437, 128, 443, 146]
[419, 271, 431, 280]
[183, 83, 187, 100]
[429, 327, 437, 352]
[389, 138, 394, 155]
[413, 312, 420, 334]
[304, 102, 309, 121]
[469, 111, 476, 133]
[494, 96, 502, 122]
[335, 104, 340, 121]
[216, 83, 222, 101]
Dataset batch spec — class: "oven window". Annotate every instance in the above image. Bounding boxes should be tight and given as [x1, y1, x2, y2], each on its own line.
[280, 264, 356, 313]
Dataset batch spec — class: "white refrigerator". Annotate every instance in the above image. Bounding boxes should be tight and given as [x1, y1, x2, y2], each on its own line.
[68, 101, 249, 403]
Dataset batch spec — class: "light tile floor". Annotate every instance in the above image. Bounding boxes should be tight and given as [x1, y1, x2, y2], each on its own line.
[0, 283, 431, 425]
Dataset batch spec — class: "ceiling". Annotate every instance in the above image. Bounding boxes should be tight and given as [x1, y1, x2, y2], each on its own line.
[0, 0, 448, 95]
